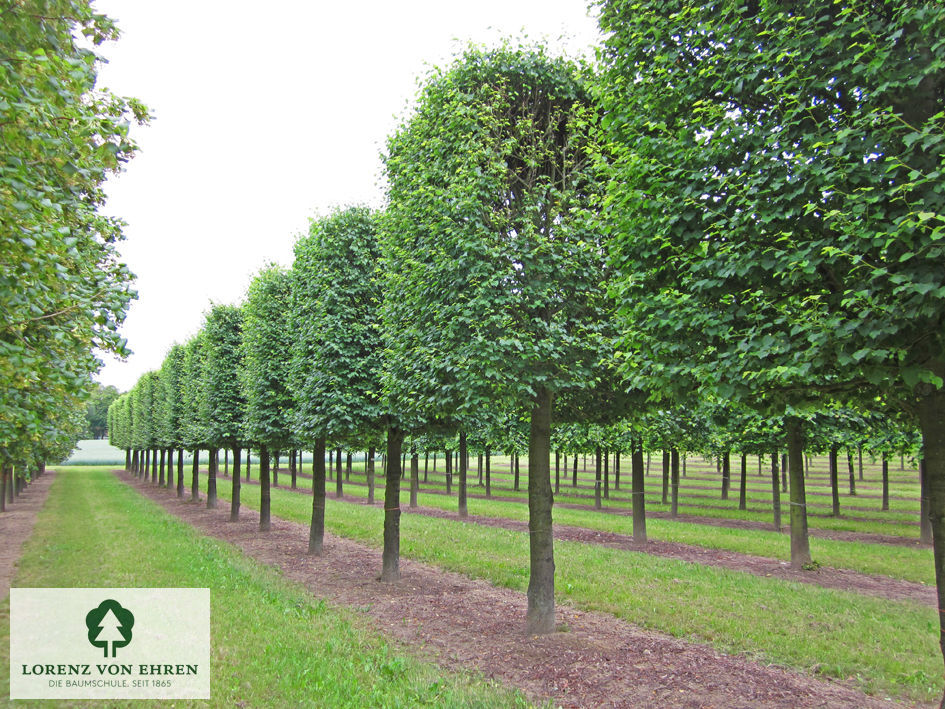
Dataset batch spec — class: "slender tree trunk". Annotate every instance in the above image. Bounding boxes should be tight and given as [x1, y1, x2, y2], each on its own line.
[786, 417, 811, 569]
[230, 446, 241, 522]
[670, 447, 680, 519]
[632, 439, 647, 541]
[781, 453, 788, 492]
[445, 449, 452, 495]
[554, 450, 560, 495]
[458, 431, 468, 518]
[132, 449, 139, 475]
[0, 466, 8, 512]
[572, 454, 578, 487]
[882, 453, 890, 511]
[125, 448, 131, 471]
[771, 448, 781, 532]
[424, 451, 429, 483]
[858, 445, 864, 481]
[308, 438, 327, 555]
[409, 449, 419, 508]
[594, 446, 602, 510]
[526, 385, 555, 635]
[847, 448, 856, 496]
[290, 449, 297, 489]
[207, 447, 218, 509]
[346, 451, 352, 481]
[739, 453, 748, 511]
[381, 427, 404, 582]
[478, 452, 483, 486]
[191, 449, 200, 502]
[259, 445, 271, 532]
[176, 449, 184, 498]
[335, 447, 343, 498]
[514, 452, 520, 492]
[165, 448, 174, 489]
[603, 448, 609, 500]
[431, 451, 436, 474]
[614, 451, 620, 490]
[7, 466, 14, 504]
[246, 449, 251, 481]
[921, 459, 933, 544]
[273, 450, 280, 487]
[661, 449, 669, 505]
[915, 377, 945, 705]
[829, 445, 840, 517]
[721, 450, 730, 500]
[485, 447, 492, 498]
[158, 448, 166, 487]
[365, 447, 375, 504]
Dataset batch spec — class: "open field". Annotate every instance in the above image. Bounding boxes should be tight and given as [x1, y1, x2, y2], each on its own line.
[0, 467, 526, 707]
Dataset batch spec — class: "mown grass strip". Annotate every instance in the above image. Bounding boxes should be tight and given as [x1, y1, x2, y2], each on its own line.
[0, 467, 528, 708]
[217, 479, 941, 703]
[256, 470, 934, 585]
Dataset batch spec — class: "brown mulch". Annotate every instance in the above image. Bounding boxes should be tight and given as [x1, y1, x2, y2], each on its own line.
[119, 470, 917, 709]
[0, 471, 56, 599]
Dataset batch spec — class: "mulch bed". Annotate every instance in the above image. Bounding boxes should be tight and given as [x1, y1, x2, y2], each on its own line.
[0, 471, 56, 599]
[119, 470, 917, 709]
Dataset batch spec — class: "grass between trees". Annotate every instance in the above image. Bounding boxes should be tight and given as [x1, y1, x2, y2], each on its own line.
[209, 472, 941, 702]
[0, 467, 527, 708]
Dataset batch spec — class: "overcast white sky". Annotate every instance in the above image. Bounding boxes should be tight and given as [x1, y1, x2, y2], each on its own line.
[93, 1, 603, 392]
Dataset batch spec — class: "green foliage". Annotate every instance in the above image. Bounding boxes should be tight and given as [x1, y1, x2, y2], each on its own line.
[157, 344, 185, 448]
[84, 383, 119, 439]
[597, 1, 945, 407]
[0, 0, 146, 468]
[179, 333, 208, 449]
[290, 207, 383, 443]
[381, 43, 610, 420]
[201, 304, 246, 447]
[241, 265, 294, 448]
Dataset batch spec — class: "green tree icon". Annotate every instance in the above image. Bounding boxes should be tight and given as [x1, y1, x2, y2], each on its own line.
[85, 599, 134, 658]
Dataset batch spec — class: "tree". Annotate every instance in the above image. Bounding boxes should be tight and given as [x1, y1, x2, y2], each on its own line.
[241, 265, 294, 532]
[201, 304, 246, 511]
[290, 207, 383, 555]
[382, 44, 609, 632]
[0, 1, 146, 478]
[597, 0, 945, 693]
[84, 384, 119, 439]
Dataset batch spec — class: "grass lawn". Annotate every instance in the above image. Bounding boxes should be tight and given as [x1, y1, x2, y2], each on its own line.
[0, 467, 527, 708]
[212, 476, 941, 703]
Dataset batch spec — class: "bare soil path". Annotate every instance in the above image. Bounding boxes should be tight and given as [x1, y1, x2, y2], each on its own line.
[120, 470, 917, 709]
[0, 471, 56, 600]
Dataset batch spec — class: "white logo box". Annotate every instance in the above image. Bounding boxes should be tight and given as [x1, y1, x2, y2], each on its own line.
[10, 588, 210, 699]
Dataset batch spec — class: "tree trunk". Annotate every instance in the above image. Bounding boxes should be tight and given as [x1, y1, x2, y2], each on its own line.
[458, 431, 468, 518]
[308, 438, 326, 555]
[191, 449, 200, 502]
[882, 453, 890, 511]
[478, 453, 483, 486]
[526, 385, 555, 635]
[721, 450, 730, 500]
[381, 427, 404, 582]
[424, 451, 429, 483]
[847, 448, 856, 496]
[409, 449, 419, 508]
[158, 448, 166, 487]
[554, 450, 560, 495]
[858, 445, 864, 481]
[125, 448, 131, 471]
[273, 450, 280, 487]
[207, 447, 218, 509]
[259, 445, 271, 532]
[594, 447, 602, 510]
[661, 449, 669, 505]
[614, 451, 620, 491]
[771, 448, 781, 532]
[603, 448, 610, 500]
[335, 447, 343, 499]
[786, 417, 811, 569]
[514, 452, 520, 492]
[367, 446, 376, 505]
[670, 447, 680, 519]
[781, 453, 788, 492]
[572, 454, 578, 488]
[176, 449, 184, 498]
[230, 447, 241, 522]
[829, 445, 840, 517]
[246, 449, 251, 481]
[486, 448, 492, 498]
[290, 449, 297, 489]
[739, 453, 748, 511]
[632, 439, 647, 541]
[445, 449, 452, 495]
[346, 451, 352, 481]
[921, 458, 933, 544]
[915, 377, 945, 704]
[0, 465, 8, 513]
